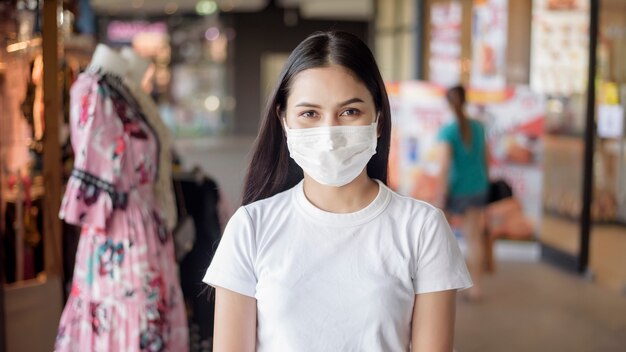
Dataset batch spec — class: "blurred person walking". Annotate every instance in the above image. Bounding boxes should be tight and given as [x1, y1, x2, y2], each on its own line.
[436, 85, 489, 302]
[204, 31, 472, 351]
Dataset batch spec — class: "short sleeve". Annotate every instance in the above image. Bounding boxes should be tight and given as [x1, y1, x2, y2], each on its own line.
[203, 207, 257, 298]
[436, 124, 450, 143]
[413, 209, 473, 294]
[59, 75, 127, 229]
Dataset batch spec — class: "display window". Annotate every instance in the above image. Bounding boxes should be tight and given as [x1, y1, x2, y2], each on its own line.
[1, 1, 73, 350]
[588, 0, 626, 292]
[534, 0, 590, 261]
[535, 0, 626, 293]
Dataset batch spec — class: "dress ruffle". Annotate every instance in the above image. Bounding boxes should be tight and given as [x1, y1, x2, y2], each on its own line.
[60, 171, 115, 229]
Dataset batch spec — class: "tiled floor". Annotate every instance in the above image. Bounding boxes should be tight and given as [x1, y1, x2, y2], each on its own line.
[455, 260, 626, 352]
[540, 215, 626, 293]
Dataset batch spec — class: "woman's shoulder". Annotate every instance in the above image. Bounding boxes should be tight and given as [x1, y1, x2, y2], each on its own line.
[437, 122, 457, 141]
[384, 184, 442, 220]
[242, 182, 300, 218]
[440, 120, 458, 131]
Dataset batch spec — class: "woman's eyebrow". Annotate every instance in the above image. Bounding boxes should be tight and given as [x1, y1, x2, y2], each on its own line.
[294, 102, 322, 108]
[336, 98, 364, 107]
[294, 97, 365, 108]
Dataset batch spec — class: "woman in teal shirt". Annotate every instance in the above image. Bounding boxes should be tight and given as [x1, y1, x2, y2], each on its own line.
[437, 85, 489, 301]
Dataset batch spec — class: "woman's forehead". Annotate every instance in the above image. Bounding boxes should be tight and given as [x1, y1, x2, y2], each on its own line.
[287, 65, 373, 105]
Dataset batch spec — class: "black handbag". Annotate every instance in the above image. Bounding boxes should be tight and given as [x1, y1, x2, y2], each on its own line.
[488, 179, 513, 204]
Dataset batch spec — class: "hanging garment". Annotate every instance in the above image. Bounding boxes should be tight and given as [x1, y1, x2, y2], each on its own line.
[55, 69, 188, 352]
[175, 173, 224, 344]
[0, 54, 31, 173]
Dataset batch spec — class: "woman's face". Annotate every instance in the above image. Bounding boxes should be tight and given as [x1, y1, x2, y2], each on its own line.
[284, 64, 377, 129]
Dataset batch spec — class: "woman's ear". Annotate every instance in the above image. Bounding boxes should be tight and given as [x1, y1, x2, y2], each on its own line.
[376, 112, 382, 138]
[277, 105, 286, 131]
[276, 105, 282, 120]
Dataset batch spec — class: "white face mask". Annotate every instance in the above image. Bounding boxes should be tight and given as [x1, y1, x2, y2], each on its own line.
[283, 117, 378, 187]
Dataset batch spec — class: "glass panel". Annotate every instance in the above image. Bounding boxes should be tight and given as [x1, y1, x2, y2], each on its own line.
[589, 0, 626, 292]
[534, 0, 590, 258]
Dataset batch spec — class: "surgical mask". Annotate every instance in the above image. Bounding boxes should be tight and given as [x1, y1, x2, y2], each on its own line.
[283, 117, 378, 187]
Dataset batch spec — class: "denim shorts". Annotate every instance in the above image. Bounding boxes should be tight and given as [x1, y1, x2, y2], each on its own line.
[446, 192, 487, 215]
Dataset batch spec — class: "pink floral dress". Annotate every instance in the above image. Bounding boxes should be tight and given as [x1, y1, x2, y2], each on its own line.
[55, 69, 188, 352]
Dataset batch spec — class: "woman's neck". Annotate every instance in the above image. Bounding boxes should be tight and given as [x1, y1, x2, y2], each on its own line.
[120, 47, 149, 85]
[89, 44, 127, 78]
[302, 171, 379, 213]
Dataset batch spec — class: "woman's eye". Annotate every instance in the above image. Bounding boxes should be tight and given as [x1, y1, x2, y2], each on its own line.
[300, 111, 317, 118]
[341, 109, 361, 117]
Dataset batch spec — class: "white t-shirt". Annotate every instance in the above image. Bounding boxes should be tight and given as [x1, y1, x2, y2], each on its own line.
[204, 179, 472, 351]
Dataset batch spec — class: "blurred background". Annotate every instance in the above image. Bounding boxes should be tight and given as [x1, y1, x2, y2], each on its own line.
[1, 0, 625, 351]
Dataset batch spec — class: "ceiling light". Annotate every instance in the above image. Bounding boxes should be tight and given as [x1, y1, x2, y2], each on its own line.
[196, 0, 218, 16]
[204, 96, 221, 112]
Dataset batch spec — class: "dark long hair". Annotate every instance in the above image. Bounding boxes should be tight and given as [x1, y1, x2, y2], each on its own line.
[446, 85, 471, 147]
[241, 31, 392, 206]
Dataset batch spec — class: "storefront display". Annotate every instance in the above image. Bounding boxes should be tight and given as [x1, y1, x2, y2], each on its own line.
[101, 17, 234, 138]
[532, 0, 626, 294]
[169, 18, 234, 137]
[470, 0, 508, 92]
[429, 2, 462, 87]
[530, 0, 589, 96]
[532, 0, 590, 262]
[468, 85, 545, 233]
[587, 0, 626, 291]
[1, 20, 44, 285]
[389, 81, 450, 201]
[596, 7, 626, 225]
[1, 2, 66, 351]
[537, 0, 625, 226]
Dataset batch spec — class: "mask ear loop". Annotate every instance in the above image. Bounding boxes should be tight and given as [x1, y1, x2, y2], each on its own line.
[374, 112, 381, 139]
[278, 104, 290, 131]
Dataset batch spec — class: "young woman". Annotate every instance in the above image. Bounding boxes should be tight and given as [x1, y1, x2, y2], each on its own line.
[204, 31, 472, 351]
[437, 85, 489, 302]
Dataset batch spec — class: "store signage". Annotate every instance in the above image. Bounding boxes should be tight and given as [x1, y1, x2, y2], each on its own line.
[107, 21, 167, 43]
[388, 81, 544, 235]
[469, 86, 545, 229]
[470, 0, 508, 92]
[597, 104, 624, 139]
[388, 81, 451, 200]
[530, 0, 589, 95]
[429, 2, 462, 87]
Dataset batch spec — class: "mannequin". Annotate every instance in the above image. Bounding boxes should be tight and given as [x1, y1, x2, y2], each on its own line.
[88, 44, 127, 77]
[56, 43, 189, 351]
[120, 47, 178, 231]
[120, 47, 149, 87]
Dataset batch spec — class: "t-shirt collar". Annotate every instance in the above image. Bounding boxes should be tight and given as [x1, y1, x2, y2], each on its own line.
[293, 179, 391, 227]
